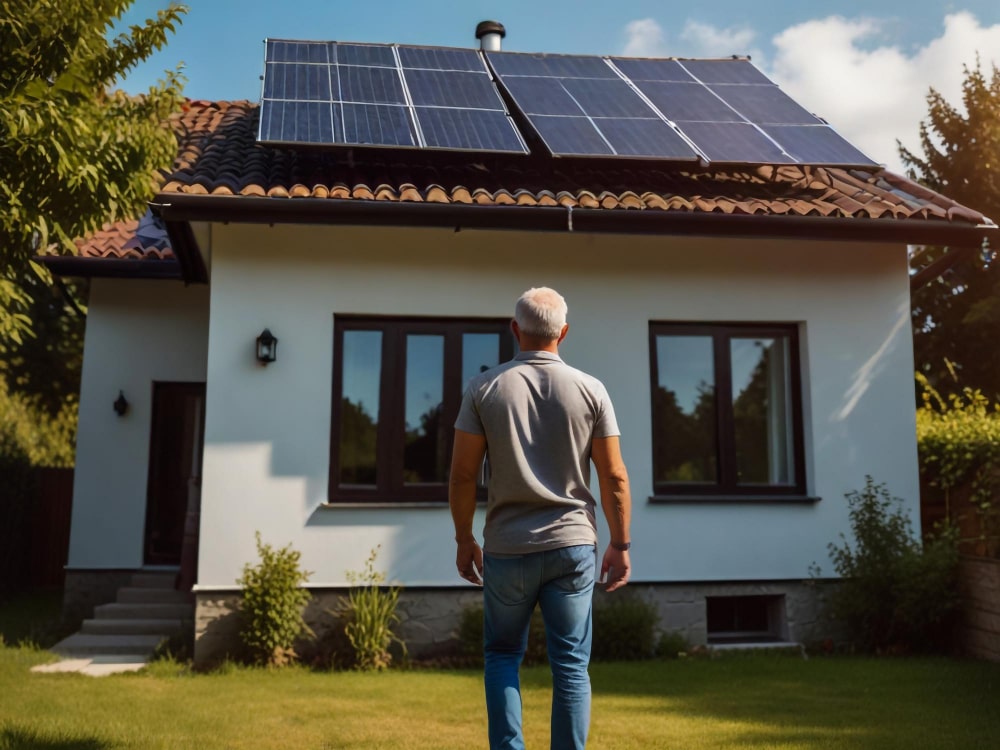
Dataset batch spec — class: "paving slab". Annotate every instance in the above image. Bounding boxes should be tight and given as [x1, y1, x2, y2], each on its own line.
[31, 654, 150, 676]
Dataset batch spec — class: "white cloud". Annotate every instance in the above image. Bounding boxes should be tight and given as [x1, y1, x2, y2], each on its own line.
[679, 20, 759, 60]
[622, 18, 667, 57]
[622, 18, 761, 60]
[767, 12, 1000, 173]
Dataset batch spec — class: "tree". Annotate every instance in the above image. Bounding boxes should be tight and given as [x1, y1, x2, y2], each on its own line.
[902, 61, 1000, 398]
[0, 0, 187, 347]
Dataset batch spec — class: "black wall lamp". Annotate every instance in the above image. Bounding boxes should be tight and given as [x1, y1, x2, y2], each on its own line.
[256, 328, 278, 364]
[113, 390, 129, 416]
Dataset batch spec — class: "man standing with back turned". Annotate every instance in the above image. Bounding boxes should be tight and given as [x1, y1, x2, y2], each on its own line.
[449, 286, 632, 750]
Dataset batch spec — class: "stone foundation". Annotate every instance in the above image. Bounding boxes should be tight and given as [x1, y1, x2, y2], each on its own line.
[193, 579, 838, 668]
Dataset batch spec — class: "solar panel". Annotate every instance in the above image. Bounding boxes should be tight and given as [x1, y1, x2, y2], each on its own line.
[258, 39, 876, 168]
[259, 39, 528, 153]
[485, 51, 701, 161]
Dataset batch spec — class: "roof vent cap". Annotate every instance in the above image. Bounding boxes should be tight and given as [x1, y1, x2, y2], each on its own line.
[476, 20, 506, 51]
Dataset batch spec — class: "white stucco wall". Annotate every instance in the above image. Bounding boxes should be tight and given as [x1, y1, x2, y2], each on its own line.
[67, 278, 209, 569]
[195, 222, 917, 590]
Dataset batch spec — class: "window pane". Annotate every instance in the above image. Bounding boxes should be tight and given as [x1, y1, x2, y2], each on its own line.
[731, 336, 794, 485]
[462, 333, 501, 390]
[339, 330, 382, 485]
[654, 335, 717, 483]
[404, 334, 445, 483]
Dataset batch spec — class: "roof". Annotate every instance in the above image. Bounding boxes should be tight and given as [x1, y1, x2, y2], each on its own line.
[45, 99, 996, 283]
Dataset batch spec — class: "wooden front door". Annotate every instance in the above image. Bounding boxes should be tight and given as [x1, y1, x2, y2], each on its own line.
[144, 382, 205, 566]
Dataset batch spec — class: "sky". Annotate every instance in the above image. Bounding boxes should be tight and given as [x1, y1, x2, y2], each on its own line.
[115, 1, 1000, 173]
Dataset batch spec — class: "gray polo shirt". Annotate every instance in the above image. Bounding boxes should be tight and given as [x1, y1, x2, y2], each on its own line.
[454, 350, 620, 554]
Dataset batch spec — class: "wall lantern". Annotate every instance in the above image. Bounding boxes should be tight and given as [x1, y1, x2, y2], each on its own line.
[113, 390, 129, 416]
[256, 328, 278, 364]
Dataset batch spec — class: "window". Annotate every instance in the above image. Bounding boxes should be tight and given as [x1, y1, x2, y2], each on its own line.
[649, 323, 805, 497]
[331, 317, 514, 502]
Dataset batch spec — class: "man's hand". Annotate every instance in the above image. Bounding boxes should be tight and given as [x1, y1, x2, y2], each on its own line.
[456, 537, 484, 586]
[600, 546, 630, 592]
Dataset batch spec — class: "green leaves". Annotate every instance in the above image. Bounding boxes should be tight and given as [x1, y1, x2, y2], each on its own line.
[0, 1, 187, 345]
[334, 546, 406, 671]
[236, 532, 313, 667]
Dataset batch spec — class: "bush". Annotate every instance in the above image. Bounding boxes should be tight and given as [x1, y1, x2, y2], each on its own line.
[332, 546, 406, 671]
[592, 593, 658, 661]
[818, 477, 960, 654]
[655, 630, 691, 659]
[236, 532, 313, 667]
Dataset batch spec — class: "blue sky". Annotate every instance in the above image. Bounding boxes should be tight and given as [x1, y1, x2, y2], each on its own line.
[116, 1, 1000, 172]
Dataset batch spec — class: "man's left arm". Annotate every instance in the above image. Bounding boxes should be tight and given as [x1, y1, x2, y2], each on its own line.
[449, 428, 487, 585]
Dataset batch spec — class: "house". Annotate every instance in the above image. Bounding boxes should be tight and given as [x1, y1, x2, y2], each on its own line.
[43, 26, 997, 665]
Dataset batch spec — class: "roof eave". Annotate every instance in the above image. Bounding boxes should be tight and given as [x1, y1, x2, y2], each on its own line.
[38, 256, 184, 280]
[151, 193, 997, 250]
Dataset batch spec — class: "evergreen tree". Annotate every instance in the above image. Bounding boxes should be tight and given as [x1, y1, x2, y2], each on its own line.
[902, 62, 1000, 397]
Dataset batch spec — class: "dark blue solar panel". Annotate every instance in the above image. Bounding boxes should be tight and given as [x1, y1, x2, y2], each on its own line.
[531, 116, 613, 156]
[338, 65, 406, 104]
[263, 63, 332, 101]
[595, 118, 698, 159]
[404, 69, 505, 109]
[341, 104, 415, 146]
[336, 44, 397, 68]
[764, 125, 874, 165]
[610, 58, 693, 82]
[679, 122, 793, 163]
[398, 46, 485, 72]
[259, 100, 336, 144]
[266, 40, 330, 64]
[560, 78, 653, 118]
[680, 60, 771, 85]
[710, 84, 821, 125]
[635, 81, 740, 122]
[487, 51, 616, 79]
[417, 108, 525, 151]
[501, 76, 581, 116]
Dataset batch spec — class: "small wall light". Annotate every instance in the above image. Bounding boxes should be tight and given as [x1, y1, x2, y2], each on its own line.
[256, 328, 278, 364]
[113, 391, 129, 416]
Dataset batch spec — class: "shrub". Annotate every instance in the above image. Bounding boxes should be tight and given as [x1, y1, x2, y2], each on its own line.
[333, 546, 406, 671]
[655, 630, 691, 659]
[236, 532, 313, 667]
[818, 476, 960, 654]
[592, 593, 658, 661]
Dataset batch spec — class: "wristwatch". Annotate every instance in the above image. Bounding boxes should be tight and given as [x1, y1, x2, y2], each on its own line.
[611, 541, 631, 551]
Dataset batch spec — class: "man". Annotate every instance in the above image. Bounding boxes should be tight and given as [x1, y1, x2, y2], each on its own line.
[449, 286, 632, 750]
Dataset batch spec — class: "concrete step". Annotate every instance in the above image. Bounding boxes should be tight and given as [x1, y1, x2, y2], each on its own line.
[81, 618, 185, 636]
[117, 587, 191, 605]
[52, 633, 165, 657]
[94, 602, 192, 621]
[131, 571, 179, 589]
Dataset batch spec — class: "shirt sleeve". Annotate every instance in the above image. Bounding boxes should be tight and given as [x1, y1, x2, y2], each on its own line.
[454, 386, 485, 435]
[593, 382, 621, 438]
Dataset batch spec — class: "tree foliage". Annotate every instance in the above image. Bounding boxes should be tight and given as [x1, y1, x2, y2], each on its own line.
[0, 0, 187, 345]
[902, 61, 1000, 398]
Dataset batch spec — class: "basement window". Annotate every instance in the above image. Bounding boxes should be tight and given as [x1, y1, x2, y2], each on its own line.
[706, 595, 786, 644]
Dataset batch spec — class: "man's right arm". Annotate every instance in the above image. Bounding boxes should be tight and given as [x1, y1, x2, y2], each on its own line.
[592, 435, 631, 592]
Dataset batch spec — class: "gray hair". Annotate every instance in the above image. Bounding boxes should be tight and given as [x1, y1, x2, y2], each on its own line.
[515, 287, 568, 339]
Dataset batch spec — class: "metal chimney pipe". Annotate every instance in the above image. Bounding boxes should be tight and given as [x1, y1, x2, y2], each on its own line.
[475, 20, 506, 51]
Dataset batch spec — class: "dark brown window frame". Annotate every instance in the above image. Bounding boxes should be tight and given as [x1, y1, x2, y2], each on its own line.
[648, 321, 807, 498]
[329, 315, 514, 503]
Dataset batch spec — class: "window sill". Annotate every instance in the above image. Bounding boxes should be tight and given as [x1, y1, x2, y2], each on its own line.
[648, 495, 821, 505]
[320, 501, 450, 509]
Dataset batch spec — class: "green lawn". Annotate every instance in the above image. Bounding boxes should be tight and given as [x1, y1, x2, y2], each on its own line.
[2, 594, 999, 749]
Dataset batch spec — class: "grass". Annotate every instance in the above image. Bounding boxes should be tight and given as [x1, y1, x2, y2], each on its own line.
[2, 595, 999, 749]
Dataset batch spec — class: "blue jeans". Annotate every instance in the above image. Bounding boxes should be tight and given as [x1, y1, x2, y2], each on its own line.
[483, 544, 596, 750]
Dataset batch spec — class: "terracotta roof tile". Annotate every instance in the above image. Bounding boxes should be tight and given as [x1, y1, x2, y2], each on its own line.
[68, 99, 995, 263]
